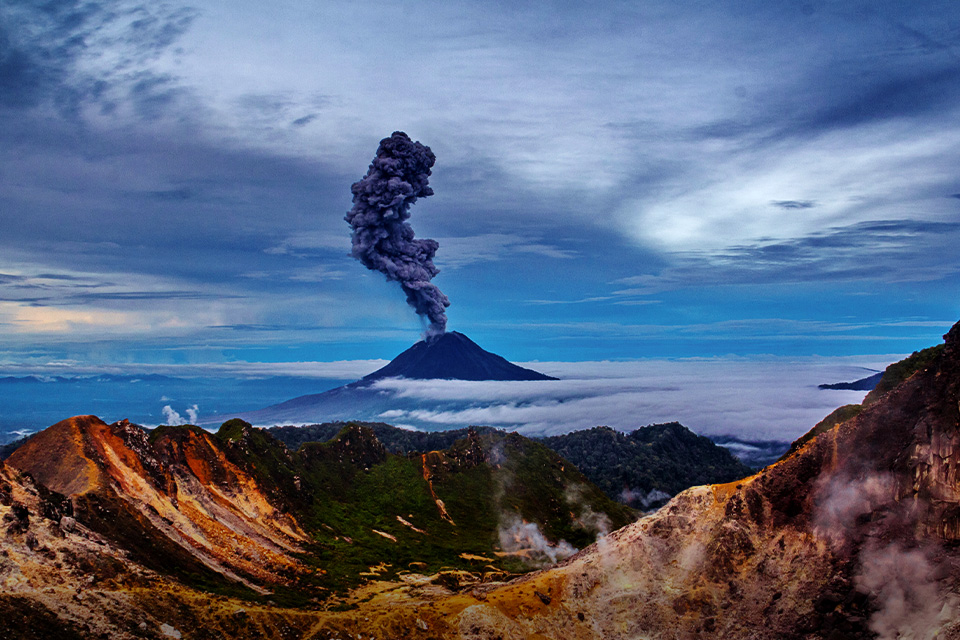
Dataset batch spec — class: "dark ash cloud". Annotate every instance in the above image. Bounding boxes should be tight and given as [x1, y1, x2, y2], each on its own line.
[345, 132, 450, 336]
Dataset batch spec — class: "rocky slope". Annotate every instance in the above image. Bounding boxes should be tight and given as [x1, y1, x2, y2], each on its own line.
[1, 418, 632, 637]
[7, 416, 306, 594]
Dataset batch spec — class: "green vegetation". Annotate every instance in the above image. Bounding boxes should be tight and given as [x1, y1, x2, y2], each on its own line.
[269, 421, 501, 454]
[211, 421, 635, 593]
[147, 423, 207, 444]
[779, 404, 863, 462]
[863, 344, 945, 406]
[541, 423, 753, 507]
[295, 450, 494, 591]
[214, 419, 304, 508]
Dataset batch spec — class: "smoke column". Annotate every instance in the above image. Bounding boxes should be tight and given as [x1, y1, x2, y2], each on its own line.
[346, 132, 450, 336]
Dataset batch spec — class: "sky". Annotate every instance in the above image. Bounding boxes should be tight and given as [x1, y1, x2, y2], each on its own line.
[2, 0, 960, 375]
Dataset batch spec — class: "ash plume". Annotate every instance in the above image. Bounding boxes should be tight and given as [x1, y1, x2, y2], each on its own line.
[346, 132, 450, 336]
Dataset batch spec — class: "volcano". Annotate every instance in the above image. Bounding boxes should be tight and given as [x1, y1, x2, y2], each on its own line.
[362, 331, 557, 382]
[202, 331, 556, 428]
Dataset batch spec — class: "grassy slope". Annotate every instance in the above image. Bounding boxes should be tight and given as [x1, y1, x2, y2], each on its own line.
[781, 343, 947, 463]
[212, 421, 635, 595]
[269, 422, 501, 454]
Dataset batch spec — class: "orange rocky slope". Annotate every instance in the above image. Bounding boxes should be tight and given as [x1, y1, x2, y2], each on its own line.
[7, 416, 306, 590]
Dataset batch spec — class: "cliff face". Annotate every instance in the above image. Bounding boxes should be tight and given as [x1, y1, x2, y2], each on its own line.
[413, 321, 960, 640]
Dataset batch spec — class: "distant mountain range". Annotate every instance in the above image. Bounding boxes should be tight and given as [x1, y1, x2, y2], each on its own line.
[267, 421, 752, 509]
[0, 418, 760, 512]
[0, 373, 180, 384]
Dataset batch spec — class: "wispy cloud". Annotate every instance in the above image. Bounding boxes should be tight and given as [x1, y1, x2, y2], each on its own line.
[771, 200, 817, 210]
[525, 296, 613, 306]
[610, 219, 960, 301]
[0, 359, 389, 381]
[433, 234, 578, 269]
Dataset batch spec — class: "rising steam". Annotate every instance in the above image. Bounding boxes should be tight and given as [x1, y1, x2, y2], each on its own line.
[346, 132, 450, 336]
[856, 542, 958, 640]
[498, 513, 577, 566]
[162, 404, 199, 426]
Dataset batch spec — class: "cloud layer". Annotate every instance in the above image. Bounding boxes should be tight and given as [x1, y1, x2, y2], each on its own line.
[350, 357, 887, 441]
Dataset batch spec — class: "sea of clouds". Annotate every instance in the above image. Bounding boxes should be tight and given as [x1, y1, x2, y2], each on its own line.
[0, 355, 897, 447]
[367, 357, 894, 442]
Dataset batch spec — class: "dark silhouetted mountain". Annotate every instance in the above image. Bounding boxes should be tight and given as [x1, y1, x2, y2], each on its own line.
[540, 423, 753, 508]
[362, 331, 557, 382]
[203, 331, 555, 427]
[0, 373, 179, 385]
[269, 421, 503, 455]
[0, 436, 31, 460]
[818, 371, 883, 390]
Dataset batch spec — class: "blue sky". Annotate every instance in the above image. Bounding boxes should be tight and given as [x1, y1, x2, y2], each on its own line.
[2, 0, 959, 372]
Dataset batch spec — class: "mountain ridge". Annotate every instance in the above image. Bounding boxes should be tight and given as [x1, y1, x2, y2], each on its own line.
[3, 413, 633, 605]
[266, 421, 754, 509]
[540, 423, 754, 508]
